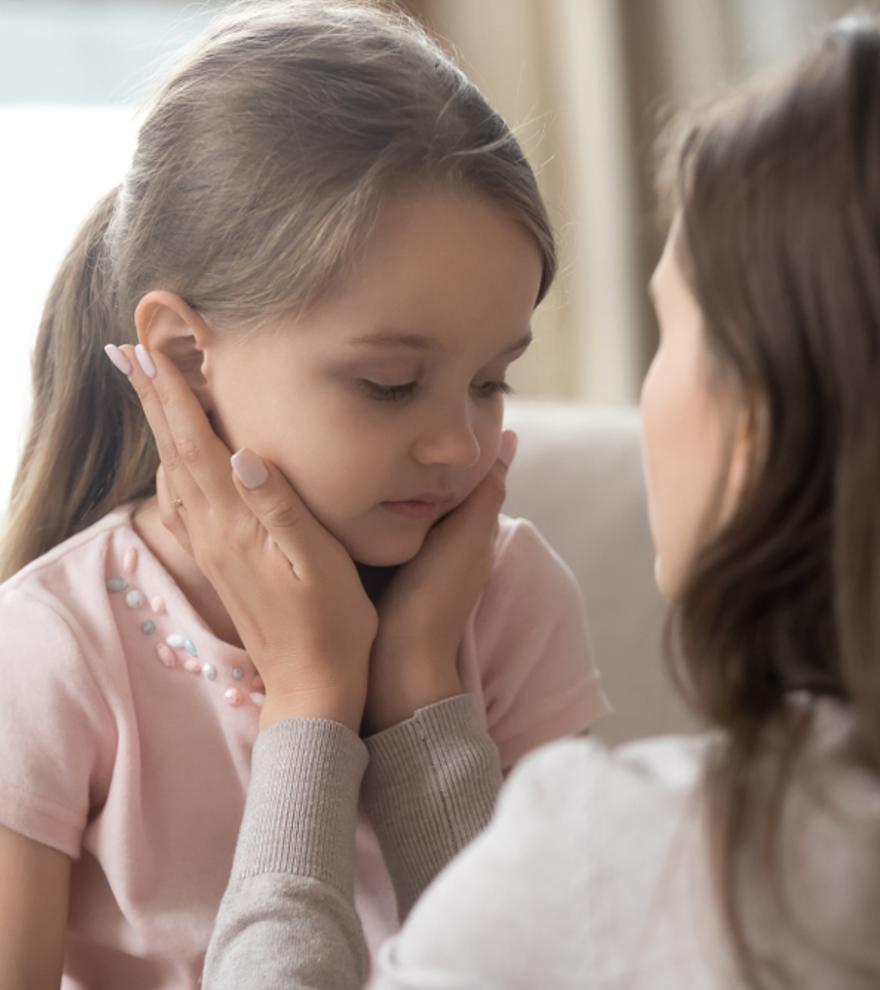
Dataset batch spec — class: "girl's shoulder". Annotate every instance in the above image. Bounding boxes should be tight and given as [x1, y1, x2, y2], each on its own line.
[489, 513, 580, 600]
[0, 502, 143, 660]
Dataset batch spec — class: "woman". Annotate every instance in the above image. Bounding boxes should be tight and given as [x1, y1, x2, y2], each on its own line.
[127, 16, 879, 990]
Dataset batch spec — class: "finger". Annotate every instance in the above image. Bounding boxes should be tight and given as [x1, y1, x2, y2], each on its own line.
[112, 344, 206, 514]
[156, 464, 194, 557]
[230, 448, 345, 578]
[423, 429, 518, 552]
[120, 344, 238, 516]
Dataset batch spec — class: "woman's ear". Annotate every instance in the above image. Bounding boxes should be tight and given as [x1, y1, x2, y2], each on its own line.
[134, 290, 216, 396]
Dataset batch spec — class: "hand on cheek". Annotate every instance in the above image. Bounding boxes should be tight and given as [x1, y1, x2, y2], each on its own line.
[362, 431, 517, 734]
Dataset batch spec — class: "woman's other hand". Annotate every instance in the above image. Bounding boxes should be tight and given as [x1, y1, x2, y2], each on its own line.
[363, 431, 517, 734]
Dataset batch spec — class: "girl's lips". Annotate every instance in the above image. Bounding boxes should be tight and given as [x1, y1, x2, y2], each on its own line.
[380, 497, 453, 520]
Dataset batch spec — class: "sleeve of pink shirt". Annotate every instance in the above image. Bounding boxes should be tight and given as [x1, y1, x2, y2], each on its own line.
[475, 518, 611, 770]
[0, 585, 114, 859]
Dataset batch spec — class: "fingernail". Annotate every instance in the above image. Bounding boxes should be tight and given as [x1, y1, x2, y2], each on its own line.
[231, 448, 269, 490]
[498, 430, 518, 468]
[104, 343, 132, 376]
[135, 344, 157, 379]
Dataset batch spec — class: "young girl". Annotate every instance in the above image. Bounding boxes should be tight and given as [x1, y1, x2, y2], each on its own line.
[164, 14, 876, 990]
[0, 1, 608, 986]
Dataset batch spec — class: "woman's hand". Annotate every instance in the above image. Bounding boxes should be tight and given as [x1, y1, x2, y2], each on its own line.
[110, 344, 377, 733]
[363, 432, 517, 734]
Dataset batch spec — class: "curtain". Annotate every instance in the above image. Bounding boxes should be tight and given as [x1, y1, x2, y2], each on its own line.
[404, 0, 870, 403]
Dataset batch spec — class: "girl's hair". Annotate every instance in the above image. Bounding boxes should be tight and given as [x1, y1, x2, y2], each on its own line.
[1, 0, 555, 581]
[665, 16, 880, 988]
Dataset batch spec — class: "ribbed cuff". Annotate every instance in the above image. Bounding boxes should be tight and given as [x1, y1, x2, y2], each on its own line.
[231, 719, 368, 898]
[362, 694, 502, 917]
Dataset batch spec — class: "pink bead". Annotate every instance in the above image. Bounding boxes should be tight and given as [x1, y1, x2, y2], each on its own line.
[123, 547, 139, 576]
[156, 643, 177, 669]
[184, 658, 202, 674]
[150, 596, 166, 614]
[251, 674, 264, 691]
[224, 688, 244, 707]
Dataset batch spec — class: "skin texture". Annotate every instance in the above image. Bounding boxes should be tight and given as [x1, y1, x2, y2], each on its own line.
[641, 225, 751, 599]
[131, 184, 542, 646]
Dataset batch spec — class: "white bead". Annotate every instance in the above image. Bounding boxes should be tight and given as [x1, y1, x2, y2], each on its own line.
[166, 633, 186, 649]
[124, 589, 145, 609]
[249, 692, 266, 707]
[202, 664, 217, 681]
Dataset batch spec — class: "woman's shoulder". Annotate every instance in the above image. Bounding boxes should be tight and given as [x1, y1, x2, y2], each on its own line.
[499, 731, 711, 827]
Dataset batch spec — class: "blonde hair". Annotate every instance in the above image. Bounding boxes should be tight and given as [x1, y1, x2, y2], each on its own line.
[1, 0, 556, 581]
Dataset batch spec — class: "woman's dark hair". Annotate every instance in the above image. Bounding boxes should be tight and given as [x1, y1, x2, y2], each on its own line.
[665, 15, 880, 988]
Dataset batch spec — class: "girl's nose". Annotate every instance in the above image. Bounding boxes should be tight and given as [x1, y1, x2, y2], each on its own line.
[411, 408, 482, 469]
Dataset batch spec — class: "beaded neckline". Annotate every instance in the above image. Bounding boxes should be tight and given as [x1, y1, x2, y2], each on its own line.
[105, 517, 266, 711]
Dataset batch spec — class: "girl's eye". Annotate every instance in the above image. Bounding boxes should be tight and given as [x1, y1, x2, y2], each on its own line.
[358, 380, 418, 402]
[472, 380, 514, 398]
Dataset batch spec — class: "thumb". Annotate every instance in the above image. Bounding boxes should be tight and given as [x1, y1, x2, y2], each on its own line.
[430, 429, 518, 542]
[230, 447, 337, 576]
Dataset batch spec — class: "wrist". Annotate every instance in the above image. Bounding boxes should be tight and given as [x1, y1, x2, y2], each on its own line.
[258, 685, 364, 735]
[363, 664, 462, 735]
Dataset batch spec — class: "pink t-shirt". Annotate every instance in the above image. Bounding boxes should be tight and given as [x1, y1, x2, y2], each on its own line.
[0, 503, 609, 988]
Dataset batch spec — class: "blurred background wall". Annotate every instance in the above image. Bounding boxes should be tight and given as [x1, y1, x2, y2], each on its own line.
[0, 0, 872, 504]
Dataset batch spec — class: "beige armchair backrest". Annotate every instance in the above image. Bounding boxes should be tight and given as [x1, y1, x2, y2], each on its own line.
[503, 401, 700, 745]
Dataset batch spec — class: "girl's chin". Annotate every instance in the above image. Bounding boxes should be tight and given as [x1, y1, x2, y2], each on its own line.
[345, 533, 425, 568]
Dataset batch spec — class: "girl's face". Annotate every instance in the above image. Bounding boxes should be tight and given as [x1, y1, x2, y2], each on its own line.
[641, 224, 750, 598]
[205, 186, 543, 566]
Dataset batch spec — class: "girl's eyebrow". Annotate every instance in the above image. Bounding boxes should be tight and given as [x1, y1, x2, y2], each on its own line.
[346, 329, 533, 356]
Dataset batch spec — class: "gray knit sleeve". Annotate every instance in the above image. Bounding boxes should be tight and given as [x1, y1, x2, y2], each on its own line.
[362, 694, 503, 919]
[202, 696, 502, 990]
[202, 718, 370, 990]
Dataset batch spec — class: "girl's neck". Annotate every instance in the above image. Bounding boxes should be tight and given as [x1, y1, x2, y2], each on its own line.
[130, 497, 401, 650]
[130, 496, 245, 649]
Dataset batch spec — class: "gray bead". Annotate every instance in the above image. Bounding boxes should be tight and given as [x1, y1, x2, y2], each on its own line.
[106, 578, 127, 593]
[141, 620, 156, 635]
[202, 663, 217, 681]
[231, 667, 244, 680]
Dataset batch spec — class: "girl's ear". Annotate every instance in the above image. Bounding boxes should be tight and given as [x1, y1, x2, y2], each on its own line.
[134, 290, 216, 397]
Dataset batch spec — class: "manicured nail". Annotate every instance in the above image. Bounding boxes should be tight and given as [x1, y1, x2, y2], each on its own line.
[498, 430, 518, 468]
[135, 344, 157, 379]
[231, 448, 269, 490]
[104, 343, 132, 376]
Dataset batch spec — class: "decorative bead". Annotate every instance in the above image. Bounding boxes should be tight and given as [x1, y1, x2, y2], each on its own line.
[184, 658, 202, 673]
[166, 633, 186, 649]
[249, 691, 266, 707]
[202, 663, 217, 681]
[141, 620, 156, 635]
[124, 589, 145, 609]
[156, 643, 177, 668]
[251, 674, 264, 691]
[184, 638, 198, 658]
[150, 596, 166, 614]
[106, 578, 127, 593]
[123, 547, 139, 577]
[224, 688, 244, 707]
[231, 667, 244, 681]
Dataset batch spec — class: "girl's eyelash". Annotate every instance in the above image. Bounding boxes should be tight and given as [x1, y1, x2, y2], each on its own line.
[358, 380, 418, 402]
[357, 380, 514, 403]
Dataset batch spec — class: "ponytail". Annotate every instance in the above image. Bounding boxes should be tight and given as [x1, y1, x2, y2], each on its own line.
[0, 189, 158, 581]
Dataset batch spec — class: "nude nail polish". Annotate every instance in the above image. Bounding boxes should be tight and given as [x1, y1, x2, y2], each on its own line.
[135, 344, 157, 379]
[104, 344, 132, 376]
